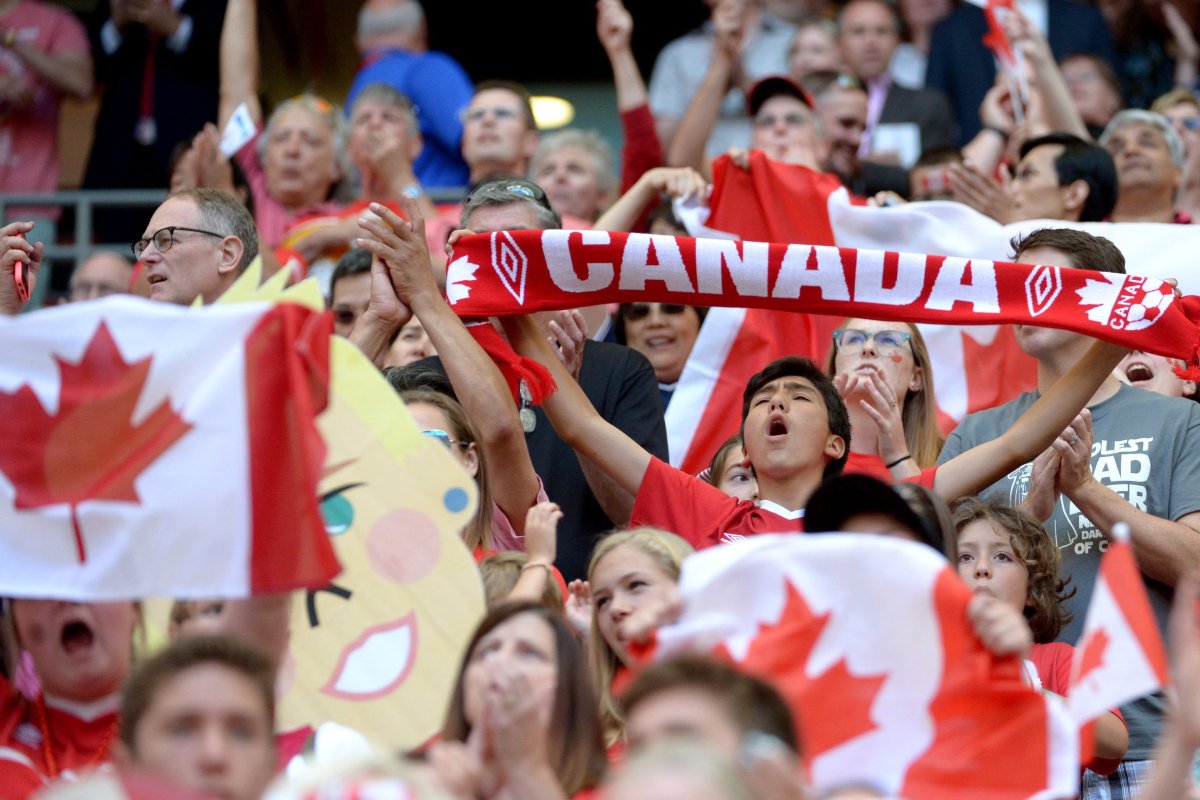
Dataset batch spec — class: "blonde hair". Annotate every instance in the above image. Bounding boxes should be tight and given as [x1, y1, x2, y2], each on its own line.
[587, 528, 694, 744]
[399, 390, 494, 552]
[479, 552, 564, 611]
[826, 320, 945, 468]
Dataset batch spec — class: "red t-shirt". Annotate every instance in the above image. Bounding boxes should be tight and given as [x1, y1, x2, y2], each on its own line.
[631, 457, 805, 549]
[631, 457, 939, 549]
[1029, 642, 1125, 776]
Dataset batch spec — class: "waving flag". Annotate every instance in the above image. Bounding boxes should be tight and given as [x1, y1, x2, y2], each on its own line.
[0, 297, 338, 599]
[671, 153, 1200, 473]
[656, 534, 1078, 799]
[1069, 523, 1169, 735]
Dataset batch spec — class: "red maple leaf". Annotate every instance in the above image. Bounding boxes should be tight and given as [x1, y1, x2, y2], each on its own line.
[1075, 627, 1111, 686]
[0, 322, 192, 561]
[716, 580, 887, 759]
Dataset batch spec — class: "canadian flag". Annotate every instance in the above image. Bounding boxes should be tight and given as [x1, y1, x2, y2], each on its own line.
[0, 297, 339, 599]
[656, 534, 1079, 799]
[672, 154, 1200, 473]
[1069, 523, 1170, 733]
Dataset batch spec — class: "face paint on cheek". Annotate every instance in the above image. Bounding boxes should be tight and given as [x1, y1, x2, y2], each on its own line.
[890, 353, 903, 363]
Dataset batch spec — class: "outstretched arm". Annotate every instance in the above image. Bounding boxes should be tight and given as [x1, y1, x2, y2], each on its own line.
[357, 201, 542, 536]
[593, 167, 707, 232]
[934, 338, 1127, 500]
[501, 315, 652, 499]
[218, 0, 260, 129]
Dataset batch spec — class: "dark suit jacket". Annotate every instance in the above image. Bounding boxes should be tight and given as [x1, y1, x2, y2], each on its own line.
[84, 0, 227, 189]
[926, 0, 1117, 146]
[877, 84, 957, 159]
[421, 341, 668, 582]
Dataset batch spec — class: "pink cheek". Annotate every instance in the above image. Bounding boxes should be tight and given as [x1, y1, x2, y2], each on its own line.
[890, 353, 903, 363]
[366, 510, 443, 584]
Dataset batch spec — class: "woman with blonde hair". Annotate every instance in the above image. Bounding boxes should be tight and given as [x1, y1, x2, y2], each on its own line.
[575, 527, 694, 744]
[825, 318, 945, 481]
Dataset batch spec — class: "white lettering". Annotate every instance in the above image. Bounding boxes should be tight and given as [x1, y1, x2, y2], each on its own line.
[695, 239, 769, 297]
[542, 230, 614, 292]
[853, 250, 924, 306]
[618, 234, 695, 293]
[926, 257, 1000, 313]
[771, 245, 851, 301]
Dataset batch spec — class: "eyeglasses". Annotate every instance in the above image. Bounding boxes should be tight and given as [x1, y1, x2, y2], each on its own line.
[832, 328, 913, 355]
[132, 226, 225, 259]
[1178, 118, 1200, 132]
[422, 429, 469, 449]
[465, 178, 555, 213]
[624, 303, 688, 322]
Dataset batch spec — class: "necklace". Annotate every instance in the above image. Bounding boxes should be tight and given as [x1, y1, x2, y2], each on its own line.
[33, 694, 119, 779]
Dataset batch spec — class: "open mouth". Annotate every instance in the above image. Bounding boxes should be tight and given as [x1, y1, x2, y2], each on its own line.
[320, 613, 417, 700]
[767, 414, 789, 438]
[1125, 362, 1154, 384]
[61, 620, 95, 655]
[644, 335, 675, 350]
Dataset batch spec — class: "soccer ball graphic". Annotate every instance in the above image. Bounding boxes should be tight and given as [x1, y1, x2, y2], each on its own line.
[1125, 286, 1173, 330]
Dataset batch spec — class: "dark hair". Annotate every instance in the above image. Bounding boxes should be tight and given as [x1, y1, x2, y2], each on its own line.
[740, 357, 850, 478]
[950, 498, 1075, 643]
[330, 247, 373, 302]
[836, 0, 903, 35]
[384, 362, 457, 401]
[442, 602, 607, 795]
[703, 433, 747, 487]
[647, 201, 687, 235]
[613, 303, 708, 347]
[620, 653, 800, 755]
[1010, 228, 1125, 274]
[120, 634, 275, 753]
[1018, 134, 1118, 222]
[473, 79, 537, 130]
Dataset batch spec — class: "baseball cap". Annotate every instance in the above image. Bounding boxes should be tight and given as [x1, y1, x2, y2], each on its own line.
[747, 75, 815, 117]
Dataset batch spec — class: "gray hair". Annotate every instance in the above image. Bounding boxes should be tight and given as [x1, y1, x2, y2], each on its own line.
[349, 83, 420, 133]
[257, 94, 355, 202]
[461, 182, 562, 231]
[171, 188, 259, 272]
[528, 129, 617, 201]
[357, 0, 424, 40]
[1100, 109, 1187, 169]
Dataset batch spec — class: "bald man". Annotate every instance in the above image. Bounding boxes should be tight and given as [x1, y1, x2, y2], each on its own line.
[67, 251, 134, 302]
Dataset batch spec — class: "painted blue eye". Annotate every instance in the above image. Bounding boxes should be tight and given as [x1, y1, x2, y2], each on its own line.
[320, 483, 364, 535]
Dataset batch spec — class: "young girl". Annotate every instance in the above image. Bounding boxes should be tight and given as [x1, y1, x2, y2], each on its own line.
[700, 434, 758, 503]
[951, 498, 1128, 773]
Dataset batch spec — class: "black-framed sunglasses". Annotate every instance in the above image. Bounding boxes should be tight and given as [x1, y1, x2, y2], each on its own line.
[832, 328, 913, 356]
[624, 303, 689, 322]
[465, 178, 554, 213]
[132, 226, 226, 259]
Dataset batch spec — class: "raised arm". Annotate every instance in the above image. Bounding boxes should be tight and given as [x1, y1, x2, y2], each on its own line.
[593, 167, 707, 233]
[357, 201, 542, 536]
[665, 0, 745, 173]
[500, 315, 652, 500]
[934, 337, 1127, 500]
[1006, 8, 1088, 140]
[218, 0, 260, 129]
[597, 0, 645, 113]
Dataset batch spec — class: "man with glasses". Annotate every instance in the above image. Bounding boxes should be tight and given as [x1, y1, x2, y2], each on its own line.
[66, 251, 133, 303]
[134, 188, 259, 306]
[937, 228, 1200, 800]
[431, 179, 666, 581]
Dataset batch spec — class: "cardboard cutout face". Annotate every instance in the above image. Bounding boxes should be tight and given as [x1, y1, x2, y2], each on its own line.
[218, 262, 484, 749]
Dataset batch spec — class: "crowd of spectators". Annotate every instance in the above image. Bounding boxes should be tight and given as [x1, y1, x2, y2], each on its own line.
[2, 0, 1200, 798]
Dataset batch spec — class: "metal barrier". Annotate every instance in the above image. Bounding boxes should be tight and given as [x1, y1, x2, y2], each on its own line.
[0, 189, 168, 308]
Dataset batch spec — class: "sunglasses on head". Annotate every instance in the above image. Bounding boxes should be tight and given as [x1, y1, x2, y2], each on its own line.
[465, 179, 555, 213]
[624, 303, 688, 322]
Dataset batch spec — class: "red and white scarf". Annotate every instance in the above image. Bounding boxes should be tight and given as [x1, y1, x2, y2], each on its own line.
[448, 229, 1200, 380]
